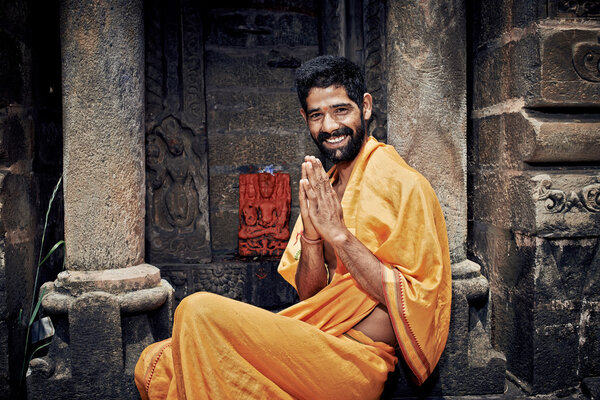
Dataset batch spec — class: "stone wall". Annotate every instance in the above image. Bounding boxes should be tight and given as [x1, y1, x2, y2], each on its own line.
[469, 0, 600, 394]
[0, 1, 62, 397]
[144, 1, 318, 307]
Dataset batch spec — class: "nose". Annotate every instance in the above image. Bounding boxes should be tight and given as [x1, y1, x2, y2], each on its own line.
[321, 111, 340, 134]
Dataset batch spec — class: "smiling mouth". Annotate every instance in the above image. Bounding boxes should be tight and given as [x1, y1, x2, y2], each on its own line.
[324, 135, 347, 145]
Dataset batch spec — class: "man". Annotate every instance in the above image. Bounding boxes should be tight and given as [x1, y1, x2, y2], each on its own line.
[135, 55, 451, 399]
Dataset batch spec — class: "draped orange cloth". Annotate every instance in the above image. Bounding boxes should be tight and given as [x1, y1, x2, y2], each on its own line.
[135, 136, 451, 399]
[278, 136, 452, 385]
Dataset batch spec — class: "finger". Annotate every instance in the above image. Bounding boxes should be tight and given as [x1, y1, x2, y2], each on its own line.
[301, 177, 318, 202]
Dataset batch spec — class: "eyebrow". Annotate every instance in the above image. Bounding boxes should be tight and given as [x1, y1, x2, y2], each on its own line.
[307, 103, 353, 114]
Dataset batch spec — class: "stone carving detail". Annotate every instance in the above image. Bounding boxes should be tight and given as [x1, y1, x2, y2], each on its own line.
[532, 174, 600, 213]
[182, 0, 205, 126]
[573, 41, 600, 82]
[145, 0, 210, 264]
[363, 0, 387, 142]
[147, 116, 210, 262]
[162, 269, 189, 304]
[551, 0, 600, 17]
[194, 266, 244, 300]
[238, 173, 291, 257]
[319, 0, 344, 56]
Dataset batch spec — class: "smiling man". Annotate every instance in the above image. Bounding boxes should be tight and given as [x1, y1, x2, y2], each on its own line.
[135, 55, 451, 400]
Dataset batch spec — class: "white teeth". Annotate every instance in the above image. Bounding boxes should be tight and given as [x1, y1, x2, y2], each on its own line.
[326, 136, 345, 144]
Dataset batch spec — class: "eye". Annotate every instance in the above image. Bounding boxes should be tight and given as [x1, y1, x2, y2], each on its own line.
[334, 107, 349, 115]
[309, 113, 322, 121]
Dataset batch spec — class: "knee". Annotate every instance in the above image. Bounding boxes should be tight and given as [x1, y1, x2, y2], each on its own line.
[174, 291, 225, 322]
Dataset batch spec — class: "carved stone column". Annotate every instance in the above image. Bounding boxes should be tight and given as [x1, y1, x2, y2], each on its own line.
[385, 0, 506, 395]
[26, 1, 172, 398]
[470, 2, 600, 394]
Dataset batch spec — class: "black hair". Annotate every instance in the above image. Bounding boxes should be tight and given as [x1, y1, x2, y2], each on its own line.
[294, 55, 367, 112]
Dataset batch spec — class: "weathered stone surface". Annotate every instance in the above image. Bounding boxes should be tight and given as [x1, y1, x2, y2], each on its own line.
[211, 210, 240, 253]
[205, 9, 318, 47]
[206, 91, 305, 134]
[582, 376, 600, 399]
[538, 25, 600, 106]
[53, 264, 162, 296]
[0, 320, 8, 400]
[146, 115, 211, 264]
[0, 32, 25, 108]
[145, 0, 212, 264]
[69, 292, 124, 398]
[470, 220, 600, 394]
[61, 0, 145, 270]
[472, 170, 600, 237]
[205, 48, 317, 89]
[386, 0, 467, 262]
[518, 111, 600, 163]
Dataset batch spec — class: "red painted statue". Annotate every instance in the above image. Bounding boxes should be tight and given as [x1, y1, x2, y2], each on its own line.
[238, 172, 291, 256]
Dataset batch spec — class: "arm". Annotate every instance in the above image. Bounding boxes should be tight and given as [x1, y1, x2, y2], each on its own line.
[300, 157, 386, 304]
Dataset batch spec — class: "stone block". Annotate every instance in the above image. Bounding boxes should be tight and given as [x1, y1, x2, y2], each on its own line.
[206, 91, 305, 134]
[193, 262, 246, 301]
[531, 174, 600, 237]
[511, 0, 546, 28]
[532, 315, 580, 392]
[513, 109, 600, 163]
[243, 260, 298, 309]
[210, 209, 239, 253]
[580, 305, 600, 377]
[205, 47, 317, 89]
[0, 32, 25, 108]
[208, 131, 304, 167]
[205, 10, 318, 47]
[472, 170, 600, 237]
[473, 43, 511, 110]
[0, 113, 30, 166]
[0, 320, 7, 399]
[535, 238, 600, 303]
[470, 0, 511, 49]
[582, 377, 600, 400]
[69, 292, 125, 398]
[472, 115, 504, 168]
[538, 25, 600, 106]
[509, 32, 541, 102]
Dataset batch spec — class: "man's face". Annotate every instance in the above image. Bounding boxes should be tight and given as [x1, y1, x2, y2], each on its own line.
[301, 86, 371, 164]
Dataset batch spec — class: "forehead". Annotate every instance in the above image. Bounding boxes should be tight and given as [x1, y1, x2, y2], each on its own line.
[305, 86, 355, 110]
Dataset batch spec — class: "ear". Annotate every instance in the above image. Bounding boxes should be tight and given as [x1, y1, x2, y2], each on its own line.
[300, 108, 308, 124]
[362, 93, 373, 121]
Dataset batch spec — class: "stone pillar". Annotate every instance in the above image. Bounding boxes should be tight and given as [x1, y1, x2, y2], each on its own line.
[27, 1, 173, 398]
[470, 1, 600, 395]
[385, 0, 506, 395]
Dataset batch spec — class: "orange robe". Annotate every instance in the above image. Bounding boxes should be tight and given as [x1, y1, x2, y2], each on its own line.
[278, 136, 452, 385]
[135, 137, 451, 398]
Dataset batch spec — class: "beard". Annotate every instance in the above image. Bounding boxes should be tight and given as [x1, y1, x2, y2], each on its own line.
[313, 116, 367, 164]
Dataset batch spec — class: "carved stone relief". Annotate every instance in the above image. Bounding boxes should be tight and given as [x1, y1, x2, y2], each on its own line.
[194, 264, 245, 300]
[532, 174, 600, 213]
[549, 0, 600, 18]
[145, 0, 211, 264]
[238, 173, 291, 257]
[573, 41, 600, 82]
[147, 116, 210, 262]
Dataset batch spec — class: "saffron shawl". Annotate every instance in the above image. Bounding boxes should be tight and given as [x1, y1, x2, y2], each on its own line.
[278, 137, 452, 385]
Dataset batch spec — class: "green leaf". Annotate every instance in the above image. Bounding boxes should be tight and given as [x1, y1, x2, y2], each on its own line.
[29, 286, 47, 326]
[38, 240, 65, 267]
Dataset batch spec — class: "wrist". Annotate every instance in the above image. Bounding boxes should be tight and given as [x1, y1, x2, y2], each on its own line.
[300, 234, 323, 245]
[329, 227, 350, 248]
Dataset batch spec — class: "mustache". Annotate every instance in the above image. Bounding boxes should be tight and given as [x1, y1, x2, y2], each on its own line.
[317, 126, 354, 143]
